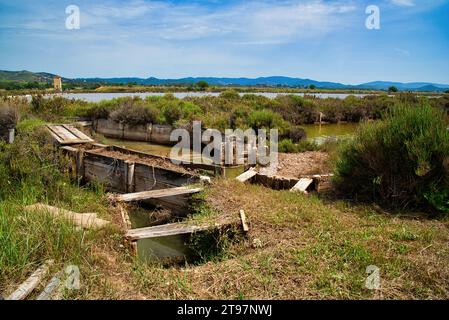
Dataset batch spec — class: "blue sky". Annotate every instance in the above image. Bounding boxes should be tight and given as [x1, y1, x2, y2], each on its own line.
[0, 0, 448, 84]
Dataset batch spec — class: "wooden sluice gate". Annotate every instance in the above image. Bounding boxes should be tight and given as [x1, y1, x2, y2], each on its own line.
[59, 144, 202, 216]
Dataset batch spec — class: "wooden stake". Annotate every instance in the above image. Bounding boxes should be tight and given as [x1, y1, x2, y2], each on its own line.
[124, 161, 135, 193]
[76, 149, 85, 179]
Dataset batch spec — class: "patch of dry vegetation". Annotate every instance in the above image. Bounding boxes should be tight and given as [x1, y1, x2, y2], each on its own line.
[130, 180, 449, 299]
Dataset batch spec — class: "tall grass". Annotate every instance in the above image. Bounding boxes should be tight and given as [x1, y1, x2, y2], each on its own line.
[335, 104, 449, 213]
[0, 123, 110, 294]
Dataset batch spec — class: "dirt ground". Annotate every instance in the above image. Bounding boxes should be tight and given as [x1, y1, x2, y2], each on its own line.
[260, 151, 331, 178]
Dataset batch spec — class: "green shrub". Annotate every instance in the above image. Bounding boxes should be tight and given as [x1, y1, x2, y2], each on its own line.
[110, 104, 160, 125]
[278, 139, 319, 153]
[335, 104, 449, 213]
[283, 126, 307, 143]
[248, 109, 285, 129]
[278, 139, 297, 153]
[219, 90, 240, 100]
[162, 101, 182, 125]
[0, 104, 18, 129]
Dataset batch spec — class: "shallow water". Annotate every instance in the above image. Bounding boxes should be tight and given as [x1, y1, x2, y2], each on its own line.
[53, 91, 375, 102]
[128, 206, 194, 263]
[136, 234, 194, 263]
[303, 123, 359, 140]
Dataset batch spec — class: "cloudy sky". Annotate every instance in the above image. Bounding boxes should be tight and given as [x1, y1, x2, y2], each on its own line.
[0, 0, 448, 84]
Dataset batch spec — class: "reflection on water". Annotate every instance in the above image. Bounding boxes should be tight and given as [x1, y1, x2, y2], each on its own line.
[137, 235, 194, 263]
[128, 207, 194, 263]
[53, 91, 376, 102]
[303, 123, 359, 143]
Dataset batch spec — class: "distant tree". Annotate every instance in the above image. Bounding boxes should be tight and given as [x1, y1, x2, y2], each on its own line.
[445, 90, 449, 94]
[196, 80, 209, 90]
[388, 86, 398, 93]
[309, 84, 316, 90]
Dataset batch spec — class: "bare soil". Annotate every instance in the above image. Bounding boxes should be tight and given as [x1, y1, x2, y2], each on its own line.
[260, 151, 331, 178]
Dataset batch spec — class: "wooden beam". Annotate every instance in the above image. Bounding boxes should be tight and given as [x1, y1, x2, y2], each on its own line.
[115, 186, 202, 203]
[290, 178, 314, 194]
[7, 260, 54, 300]
[46, 125, 93, 145]
[25, 203, 110, 230]
[239, 209, 249, 232]
[35, 271, 63, 300]
[236, 167, 257, 183]
[125, 221, 221, 241]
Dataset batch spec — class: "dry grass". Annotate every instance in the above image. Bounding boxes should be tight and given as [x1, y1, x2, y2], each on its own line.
[128, 179, 449, 299]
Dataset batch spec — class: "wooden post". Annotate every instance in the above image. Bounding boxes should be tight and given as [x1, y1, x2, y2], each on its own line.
[118, 204, 132, 230]
[124, 161, 135, 193]
[125, 240, 138, 256]
[76, 149, 85, 179]
[146, 124, 152, 142]
[8, 128, 14, 144]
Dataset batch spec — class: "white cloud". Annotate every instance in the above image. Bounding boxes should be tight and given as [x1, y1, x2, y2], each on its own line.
[391, 0, 415, 6]
[84, 0, 357, 44]
[394, 48, 411, 56]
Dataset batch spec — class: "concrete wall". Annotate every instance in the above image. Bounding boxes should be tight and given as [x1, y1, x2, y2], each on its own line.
[94, 119, 173, 145]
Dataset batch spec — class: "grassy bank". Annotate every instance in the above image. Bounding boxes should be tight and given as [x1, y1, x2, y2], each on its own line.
[1, 95, 449, 300]
[130, 180, 449, 299]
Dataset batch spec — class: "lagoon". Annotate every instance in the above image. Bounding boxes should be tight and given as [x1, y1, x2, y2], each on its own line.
[54, 91, 375, 102]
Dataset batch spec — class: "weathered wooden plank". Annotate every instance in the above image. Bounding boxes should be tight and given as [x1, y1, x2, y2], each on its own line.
[7, 260, 54, 300]
[239, 210, 249, 232]
[110, 145, 221, 173]
[125, 222, 221, 241]
[48, 125, 78, 141]
[25, 203, 110, 230]
[46, 125, 94, 145]
[134, 163, 197, 188]
[35, 271, 64, 300]
[290, 178, 314, 194]
[83, 160, 125, 192]
[61, 124, 93, 141]
[235, 167, 257, 182]
[115, 186, 202, 202]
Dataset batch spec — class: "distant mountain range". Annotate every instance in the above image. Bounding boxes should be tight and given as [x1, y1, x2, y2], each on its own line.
[1, 70, 449, 92]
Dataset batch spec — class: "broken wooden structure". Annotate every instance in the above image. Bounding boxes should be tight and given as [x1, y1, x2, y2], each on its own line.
[235, 167, 257, 183]
[60, 144, 202, 216]
[47, 124, 94, 145]
[242, 171, 334, 193]
[124, 217, 242, 262]
[290, 178, 314, 194]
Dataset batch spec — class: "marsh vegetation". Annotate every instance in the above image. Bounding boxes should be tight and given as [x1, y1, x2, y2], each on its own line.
[1, 92, 448, 299]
